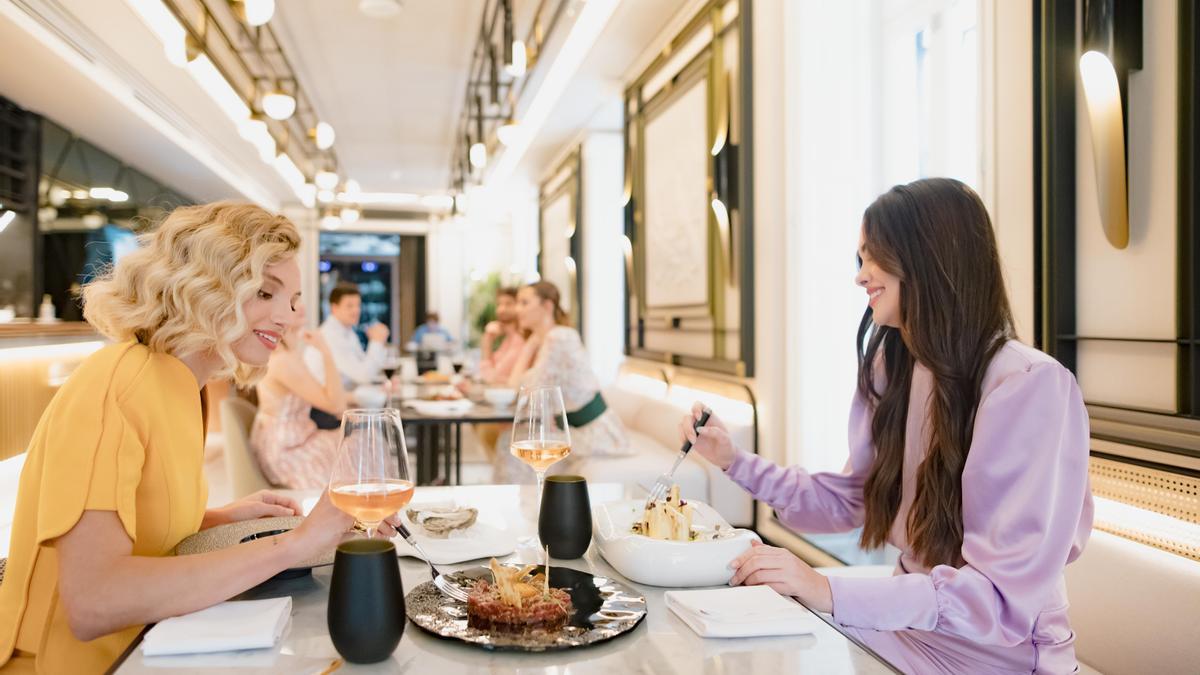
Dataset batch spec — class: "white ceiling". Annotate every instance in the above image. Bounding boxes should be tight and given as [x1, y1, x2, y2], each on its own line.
[271, 0, 483, 194]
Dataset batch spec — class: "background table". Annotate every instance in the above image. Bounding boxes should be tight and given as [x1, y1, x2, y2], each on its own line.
[397, 402, 512, 485]
[114, 484, 898, 674]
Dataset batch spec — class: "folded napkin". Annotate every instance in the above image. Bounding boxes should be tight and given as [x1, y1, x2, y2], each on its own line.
[141, 597, 292, 656]
[664, 586, 817, 638]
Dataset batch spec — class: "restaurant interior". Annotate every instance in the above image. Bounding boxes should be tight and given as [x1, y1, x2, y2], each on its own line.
[0, 0, 1197, 673]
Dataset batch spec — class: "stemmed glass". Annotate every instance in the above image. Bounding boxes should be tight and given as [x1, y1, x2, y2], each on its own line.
[509, 385, 572, 507]
[329, 408, 414, 538]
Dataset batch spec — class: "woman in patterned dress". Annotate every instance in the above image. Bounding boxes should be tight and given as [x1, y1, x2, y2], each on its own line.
[252, 312, 348, 488]
[493, 281, 630, 483]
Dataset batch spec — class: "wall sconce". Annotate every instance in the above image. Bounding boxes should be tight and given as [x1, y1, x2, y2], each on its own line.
[1079, 0, 1141, 249]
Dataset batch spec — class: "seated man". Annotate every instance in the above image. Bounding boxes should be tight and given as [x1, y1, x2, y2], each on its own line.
[411, 311, 454, 351]
[304, 282, 389, 427]
[479, 287, 525, 383]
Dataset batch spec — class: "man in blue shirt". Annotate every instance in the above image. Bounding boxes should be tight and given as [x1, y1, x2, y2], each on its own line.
[411, 311, 454, 350]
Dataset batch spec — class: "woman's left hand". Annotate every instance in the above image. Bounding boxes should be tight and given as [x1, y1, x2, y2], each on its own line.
[205, 490, 302, 528]
[729, 541, 833, 613]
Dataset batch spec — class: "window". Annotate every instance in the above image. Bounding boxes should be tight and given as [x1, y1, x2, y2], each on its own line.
[785, 0, 986, 564]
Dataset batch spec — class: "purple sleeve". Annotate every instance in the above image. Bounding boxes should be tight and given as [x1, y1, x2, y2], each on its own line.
[724, 392, 877, 533]
[829, 362, 1093, 645]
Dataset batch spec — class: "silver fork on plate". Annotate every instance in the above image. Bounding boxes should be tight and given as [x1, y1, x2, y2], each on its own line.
[644, 406, 712, 509]
[395, 522, 470, 603]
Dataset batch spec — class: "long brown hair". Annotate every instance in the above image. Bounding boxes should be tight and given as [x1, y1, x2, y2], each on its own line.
[856, 178, 1015, 568]
[526, 280, 571, 327]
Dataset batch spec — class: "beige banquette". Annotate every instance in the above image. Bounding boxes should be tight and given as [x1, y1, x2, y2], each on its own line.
[585, 363, 758, 528]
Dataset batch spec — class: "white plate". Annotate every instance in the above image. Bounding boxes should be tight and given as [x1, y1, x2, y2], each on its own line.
[393, 517, 516, 565]
[593, 499, 760, 587]
[405, 399, 474, 416]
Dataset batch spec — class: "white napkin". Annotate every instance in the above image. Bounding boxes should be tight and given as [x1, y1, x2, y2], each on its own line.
[664, 586, 817, 638]
[141, 597, 292, 656]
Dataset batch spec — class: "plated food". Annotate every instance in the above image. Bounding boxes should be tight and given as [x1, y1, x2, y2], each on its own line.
[422, 386, 464, 401]
[594, 498, 760, 587]
[466, 559, 573, 633]
[420, 371, 452, 384]
[405, 562, 647, 651]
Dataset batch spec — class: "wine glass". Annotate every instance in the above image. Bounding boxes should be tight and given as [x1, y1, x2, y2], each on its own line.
[329, 408, 414, 538]
[509, 385, 572, 505]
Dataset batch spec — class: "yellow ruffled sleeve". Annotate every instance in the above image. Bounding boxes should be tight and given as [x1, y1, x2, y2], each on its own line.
[31, 342, 148, 543]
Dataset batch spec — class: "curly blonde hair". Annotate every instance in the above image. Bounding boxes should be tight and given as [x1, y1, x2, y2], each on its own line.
[82, 202, 301, 385]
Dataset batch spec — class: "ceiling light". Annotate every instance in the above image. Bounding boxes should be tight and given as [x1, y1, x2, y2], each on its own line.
[496, 118, 520, 146]
[49, 187, 71, 206]
[72, 190, 88, 199]
[262, 88, 296, 120]
[315, 171, 339, 190]
[359, 0, 402, 18]
[108, 190, 129, 203]
[321, 213, 342, 229]
[89, 187, 113, 200]
[318, 189, 334, 203]
[0, 210, 15, 233]
[469, 142, 488, 169]
[489, 0, 620, 184]
[314, 121, 336, 150]
[506, 40, 527, 78]
[238, 114, 275, 162]
[343, 179, 361, 196]
[341, 207, 361, 224]
[242, 0, 275, 26]
[82, 213, 106, 228]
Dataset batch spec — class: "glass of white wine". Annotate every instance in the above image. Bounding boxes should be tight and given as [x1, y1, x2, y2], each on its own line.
[328, 408, 414, 538]
[510, 385, 572, 505]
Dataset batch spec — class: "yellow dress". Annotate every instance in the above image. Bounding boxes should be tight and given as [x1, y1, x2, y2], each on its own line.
[0, 341, 208, 674]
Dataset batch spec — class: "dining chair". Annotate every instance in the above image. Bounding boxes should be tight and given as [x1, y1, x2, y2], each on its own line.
[220, 397, 274, 498]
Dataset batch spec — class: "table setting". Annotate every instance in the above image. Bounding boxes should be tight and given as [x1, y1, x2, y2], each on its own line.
[114, 385, 897, 674]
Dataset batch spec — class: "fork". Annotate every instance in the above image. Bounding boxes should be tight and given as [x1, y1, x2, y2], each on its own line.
[395, 522, 470, 603]
[644, 406, 713, 509]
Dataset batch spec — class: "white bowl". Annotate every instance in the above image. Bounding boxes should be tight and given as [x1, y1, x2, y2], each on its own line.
[353, 385, 388, 408]
[483, 388, 517, 408]
[406, 399, 474, 416]
[593, 499, 760, 587]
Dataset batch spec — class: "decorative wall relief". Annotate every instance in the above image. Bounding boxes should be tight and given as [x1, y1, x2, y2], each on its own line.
[624, 0, 752, 376]
[539, 150, 583, 331]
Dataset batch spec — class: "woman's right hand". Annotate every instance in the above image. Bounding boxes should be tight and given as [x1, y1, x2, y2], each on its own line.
[287, 489, 353, 563]
[679, 402, 737, 470]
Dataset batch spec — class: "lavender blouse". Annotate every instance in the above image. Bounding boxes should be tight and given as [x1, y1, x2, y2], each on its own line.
[726, 341, 1093, 674]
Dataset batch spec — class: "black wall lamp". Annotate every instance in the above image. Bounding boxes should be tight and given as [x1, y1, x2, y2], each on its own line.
[1079, 0, 1142, 249]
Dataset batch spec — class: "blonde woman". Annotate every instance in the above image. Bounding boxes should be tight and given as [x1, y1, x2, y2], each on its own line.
[252, 311, 348, 488]
[495, 281, 629, 483]
[0, 203, 399, 674]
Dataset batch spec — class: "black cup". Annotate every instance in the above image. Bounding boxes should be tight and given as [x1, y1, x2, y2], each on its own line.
[327, 539, 405, 663]
[538, 475, 592, 558]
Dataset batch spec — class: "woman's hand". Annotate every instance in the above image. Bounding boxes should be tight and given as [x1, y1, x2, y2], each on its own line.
[288, 492, 405, 562]
[678, 402, 737, 470]
[203, 490, 300, 528]
[483, 320, 503, 341]
[729, 541, 833, 613]
[288, 489, 353, 561]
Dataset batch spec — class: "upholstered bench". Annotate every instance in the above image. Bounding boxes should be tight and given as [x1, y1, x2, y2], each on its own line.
[1065, 528, 1200, 675]
[578, 371, 756, 527]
